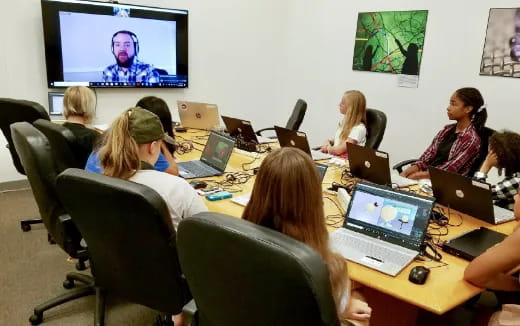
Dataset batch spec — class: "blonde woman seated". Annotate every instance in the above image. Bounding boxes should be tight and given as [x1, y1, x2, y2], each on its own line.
[62, 86, 100, 165]
[98, 107, 207, 230]
[243, 147, 371, 325]
[321, 90, 367, 157]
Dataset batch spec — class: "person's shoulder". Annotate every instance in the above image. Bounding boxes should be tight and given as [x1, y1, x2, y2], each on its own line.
[135, 60, 154, 69]
[103, 63, 118, 72]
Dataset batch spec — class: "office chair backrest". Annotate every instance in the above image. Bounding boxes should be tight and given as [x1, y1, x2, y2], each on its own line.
[56, 168, 190, 314]
[0, 98, 50, 174]
[285, 98, 307, 131]
[177, 212, 341, 326]
[469, 126, 495, 175]
[10, 122, 76, 251]
[365, 108, 387, 149]
[33, 119, 83, 172]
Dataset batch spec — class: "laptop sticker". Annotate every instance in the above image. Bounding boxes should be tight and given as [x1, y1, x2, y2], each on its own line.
[364, 160, 371, 168]
[290, 140, 296, 146]
[375, 151, 388, 158]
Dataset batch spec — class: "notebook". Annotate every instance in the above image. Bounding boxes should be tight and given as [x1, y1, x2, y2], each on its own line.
[177, 132, 235, 179]
[221, 115, 273, 144]
[347, 143, 417, 188]
[442, 227, 507, 261]
[429, 167, 515, 225]
[48, 92, 64, 120]
[231, 163, 329, 207]
[177, 101, 220, 130]
[274, 126, 333, 161]
[329, 181, 435, 276]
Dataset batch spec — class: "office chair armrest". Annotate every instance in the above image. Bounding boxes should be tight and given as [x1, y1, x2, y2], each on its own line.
[182, 299, 198, 326]
[392, 159, 418, 173]
[255, 127, 277, 139]
[59, 214, 85, 255]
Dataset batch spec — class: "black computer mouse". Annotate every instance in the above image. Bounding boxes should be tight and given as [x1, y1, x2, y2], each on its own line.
[409, 266, 430, 285]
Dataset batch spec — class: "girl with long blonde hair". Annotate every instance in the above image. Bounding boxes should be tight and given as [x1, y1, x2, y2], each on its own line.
[243, 147, 371, 325]
[321, 90, 367, 156]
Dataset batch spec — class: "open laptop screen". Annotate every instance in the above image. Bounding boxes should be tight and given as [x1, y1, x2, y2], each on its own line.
[345, 182, 434, 251]
[200, 132, 235, 172]
[48, 92, 64, 116]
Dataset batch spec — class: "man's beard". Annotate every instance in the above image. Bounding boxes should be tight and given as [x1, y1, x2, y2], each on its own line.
[115, 52, 134, 68]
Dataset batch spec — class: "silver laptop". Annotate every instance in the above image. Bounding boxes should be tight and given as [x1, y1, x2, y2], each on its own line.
[48, 92, 64, 120]
[178, 131, 235, 179]
[274, 126, 333, 161]
[330, 181, 435, 276]
[429, 167, 515, 225]
[177, 101, 220, 130]
[347, 143, 417, 188]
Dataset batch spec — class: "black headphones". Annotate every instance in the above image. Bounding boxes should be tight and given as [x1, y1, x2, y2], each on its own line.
[111, 30, 139, 55]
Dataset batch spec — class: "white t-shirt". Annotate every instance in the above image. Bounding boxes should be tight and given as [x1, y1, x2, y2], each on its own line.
[334, 123, 367, 147]
[129, 170, 208, 229]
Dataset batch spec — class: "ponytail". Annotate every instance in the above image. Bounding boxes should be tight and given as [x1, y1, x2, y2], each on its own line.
[472, 104, 488, 132]
[99, 110, 141, 179]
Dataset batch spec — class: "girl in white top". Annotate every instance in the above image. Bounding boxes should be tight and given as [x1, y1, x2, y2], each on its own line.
[98, 107, 207, 230]
[321, 90, 367, 156]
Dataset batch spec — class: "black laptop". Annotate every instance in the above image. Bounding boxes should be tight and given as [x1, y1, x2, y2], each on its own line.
[274, 126, 333, 161]
[428, 167, 515, 225]
[221, 116, 272, 144]
[178, 131, 236, 179]
[347, 143, 417, 187]
[442, 227, 507, 261]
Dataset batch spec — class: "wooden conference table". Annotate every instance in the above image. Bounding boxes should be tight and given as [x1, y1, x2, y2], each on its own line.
[175, 129, 517, 324]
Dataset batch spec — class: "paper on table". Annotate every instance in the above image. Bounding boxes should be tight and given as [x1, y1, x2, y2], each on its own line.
[397, 74, 419, 88]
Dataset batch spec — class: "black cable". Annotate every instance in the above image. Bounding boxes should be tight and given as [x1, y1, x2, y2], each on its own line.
[241, 157, 258, 171]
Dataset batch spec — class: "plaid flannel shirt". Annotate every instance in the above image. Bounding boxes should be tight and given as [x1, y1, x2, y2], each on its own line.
[415, 124, 481, 177]
[102, 59, 159, 83]
[474, 171, 520, 210]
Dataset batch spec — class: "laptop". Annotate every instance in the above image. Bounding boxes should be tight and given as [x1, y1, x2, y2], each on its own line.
[231, 163, 329, 207]
[274, 126, 334, 161]
[347, 143, 418, 188]
[177, 131, 235, 179]
[329, 181, 435, 276]
[221, 115, 273, 144]
[177, 101, 220, 130]
[428, 167, 515, 225]
[48, 92, 65, 120]
[442, 227, 507, 261]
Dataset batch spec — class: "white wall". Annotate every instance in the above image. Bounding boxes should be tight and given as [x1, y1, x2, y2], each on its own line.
[0, 0, 289, 182]
[283, 0, 520, 167]
[1, 0, 519, 182]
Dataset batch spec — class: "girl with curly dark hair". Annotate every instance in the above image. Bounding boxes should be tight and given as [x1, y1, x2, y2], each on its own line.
[474, 130, 520, 210]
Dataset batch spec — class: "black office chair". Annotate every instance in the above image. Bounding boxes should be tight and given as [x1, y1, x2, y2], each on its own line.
[56, 168, 192, 326]
[10, 122, 91, 325]
[393, 126, 496, 176]
[256, 98, 307, 137]
[0, 98, 50, 231]
[365, 108, 387, 150]
[177, 212, 345, 326]
[33, 119, 83, 172]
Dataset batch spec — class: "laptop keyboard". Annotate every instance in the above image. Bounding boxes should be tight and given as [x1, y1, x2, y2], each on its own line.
[330, 229, 414, 275]
[494, 205, 514, 224]
[179, 161, 219, 177]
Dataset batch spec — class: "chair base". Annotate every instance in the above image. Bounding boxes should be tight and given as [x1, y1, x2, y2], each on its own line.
[29, 272, 106, 326]
[21, 218, 43, 232]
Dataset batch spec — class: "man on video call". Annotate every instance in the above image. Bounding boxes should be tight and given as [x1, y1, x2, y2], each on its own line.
[102, 30, 160, 83]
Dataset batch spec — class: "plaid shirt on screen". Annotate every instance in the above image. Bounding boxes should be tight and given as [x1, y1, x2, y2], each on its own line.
[102, 59, 159, 83]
